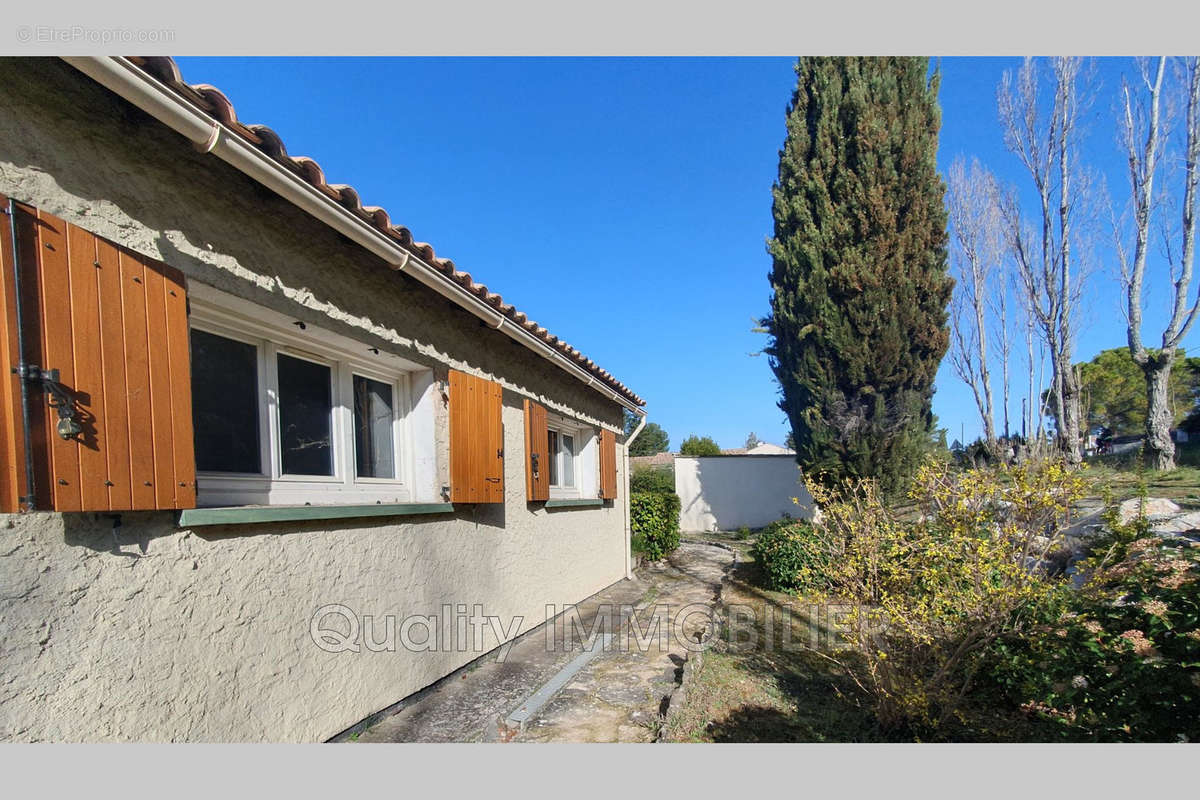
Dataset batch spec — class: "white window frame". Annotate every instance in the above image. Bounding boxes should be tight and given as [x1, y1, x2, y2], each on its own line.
[187, 283, 428, 508]
[546, 414, 597, 499]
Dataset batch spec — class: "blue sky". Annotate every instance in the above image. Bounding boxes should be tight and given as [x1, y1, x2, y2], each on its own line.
[174, 57, 1189, 450]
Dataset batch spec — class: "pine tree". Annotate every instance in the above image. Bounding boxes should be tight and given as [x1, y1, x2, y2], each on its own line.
[765, 57, 952, 495]
[623, 411, 671, 456]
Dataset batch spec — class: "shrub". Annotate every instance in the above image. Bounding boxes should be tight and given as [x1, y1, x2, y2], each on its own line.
[631, 465, 675, 494]
[806, 459, 1089, 733]
[986, 495, 1200, 741]
[734, 525, 752, 540]
[751, 519, 835, 593]
[630, 491, 681, 561]
[679, 435, 722, 456]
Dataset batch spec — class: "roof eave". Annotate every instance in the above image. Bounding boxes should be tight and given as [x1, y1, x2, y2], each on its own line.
[59, 55, 645, 413]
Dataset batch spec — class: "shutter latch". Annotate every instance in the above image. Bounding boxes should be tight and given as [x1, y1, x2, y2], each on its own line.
[15, 365, 81, 440]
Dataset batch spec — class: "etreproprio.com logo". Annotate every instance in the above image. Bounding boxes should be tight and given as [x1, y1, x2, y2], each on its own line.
[15, 25, 176, 44]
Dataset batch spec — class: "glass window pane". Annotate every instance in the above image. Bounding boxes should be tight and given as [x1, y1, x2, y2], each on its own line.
[190, 329, 261, 474]
[561, 433, 575, 487]
[547, 430, 559, 486]
[354, 375, 395, 479]
[277, 353, 333, 476]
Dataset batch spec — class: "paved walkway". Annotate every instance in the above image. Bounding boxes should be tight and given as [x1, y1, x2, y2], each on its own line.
[350, 542, 732, 743]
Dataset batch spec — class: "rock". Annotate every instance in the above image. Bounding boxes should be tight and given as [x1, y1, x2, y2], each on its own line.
[1061, 534, 1089, 554]
[1023, 556, 1054, 575]
[1150, 510, 1200, 538]
[1062, 509, 1106, 539]
[1058, 511, 1107, 559]
[1117, 497, 1181, 525]
[1065, 563, 1089, 589]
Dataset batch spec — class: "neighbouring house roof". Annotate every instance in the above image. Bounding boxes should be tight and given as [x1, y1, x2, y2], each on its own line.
[631, 452, 675, 469]
[123, 56, 644, 408]
[746, 443, 794, 455]
[720, 444, 794, 456]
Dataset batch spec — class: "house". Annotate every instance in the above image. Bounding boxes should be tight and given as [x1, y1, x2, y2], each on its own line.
[721, 442, 794, 456]
[0, 57, 643, 742]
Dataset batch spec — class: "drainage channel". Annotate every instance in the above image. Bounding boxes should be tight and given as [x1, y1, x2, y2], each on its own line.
[504, 633, 615, 729]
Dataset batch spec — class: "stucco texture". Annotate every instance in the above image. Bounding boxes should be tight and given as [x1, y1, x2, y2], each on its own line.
[0, 59, 630, 741]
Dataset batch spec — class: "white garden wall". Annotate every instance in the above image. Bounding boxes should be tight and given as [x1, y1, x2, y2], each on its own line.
[674, 455, 815, 532]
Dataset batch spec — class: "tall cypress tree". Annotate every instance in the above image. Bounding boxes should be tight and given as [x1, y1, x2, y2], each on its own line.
[765, 57, 952, 495]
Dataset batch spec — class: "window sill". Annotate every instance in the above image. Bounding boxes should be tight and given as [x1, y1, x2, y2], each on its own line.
[177, 502, 454, 527]
[543, 498, 605, 509]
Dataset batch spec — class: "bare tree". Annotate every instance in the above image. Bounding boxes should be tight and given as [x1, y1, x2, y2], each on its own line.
[990, 261, 1013, 442]
[998, 57, 1090, 464]
[946, 157, 1003, 453]
[1118, 56, 1200, 470]
[1015, 235, 1049, 458]
[1023, 311, 1035, 440]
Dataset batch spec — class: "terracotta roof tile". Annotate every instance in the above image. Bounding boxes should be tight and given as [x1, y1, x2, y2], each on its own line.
[126, 56, 644, 407]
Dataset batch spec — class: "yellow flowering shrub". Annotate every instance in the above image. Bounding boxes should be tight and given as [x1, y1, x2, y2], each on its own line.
[805, 459, 1088, 732]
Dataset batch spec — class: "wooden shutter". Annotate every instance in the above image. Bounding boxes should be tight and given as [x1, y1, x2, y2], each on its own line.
[599, 428, 617, 500]
[523, 399, 549, 502]
[0, 197, 196, 512]
[448, 368, 504, 503]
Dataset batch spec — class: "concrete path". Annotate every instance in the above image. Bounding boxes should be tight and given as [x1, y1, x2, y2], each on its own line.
[510, 542, 731, 742]
[349, 541, 732, 743]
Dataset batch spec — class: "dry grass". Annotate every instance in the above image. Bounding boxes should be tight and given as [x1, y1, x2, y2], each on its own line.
[1084, 463, 1200, 506]
[663, 534, 883, 742]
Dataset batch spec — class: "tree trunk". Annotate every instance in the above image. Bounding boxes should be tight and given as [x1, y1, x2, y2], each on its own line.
[1026, 326, 1035, 445]
[1001, 357, 1010, 442]
[1054, 353, 1083, 464]
[975, 297, 997, 454]
[1050, 363, 1065, 454]
[1144, 358, 1177, 470]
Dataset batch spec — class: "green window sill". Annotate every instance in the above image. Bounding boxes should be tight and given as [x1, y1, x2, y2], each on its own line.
[543, 498, 605, 509]
[178, 502, 455, 527]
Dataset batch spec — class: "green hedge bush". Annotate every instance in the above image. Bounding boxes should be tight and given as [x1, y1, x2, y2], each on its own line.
[750, 518, 833, 593]
[630, 491, 681, 561]
[631, 465, 675, 494]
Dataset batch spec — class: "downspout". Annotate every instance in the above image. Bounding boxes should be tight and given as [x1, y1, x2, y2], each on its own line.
[622, 409, 647, 580]
[59, 56, 645, 415]
[5, 199, 36, 510]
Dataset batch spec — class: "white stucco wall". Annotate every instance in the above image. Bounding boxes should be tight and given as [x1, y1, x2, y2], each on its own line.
[0, 58, 632, 742]
[1, 400, 627, 742]
[675, 455, 815, 532]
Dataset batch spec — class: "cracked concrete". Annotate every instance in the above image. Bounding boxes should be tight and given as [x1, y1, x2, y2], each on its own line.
[351, 541, 733, 743]
[511, 542, 731, 742]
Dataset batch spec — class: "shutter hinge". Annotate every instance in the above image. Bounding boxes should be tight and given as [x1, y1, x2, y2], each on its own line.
[13, 365, 81, 439]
